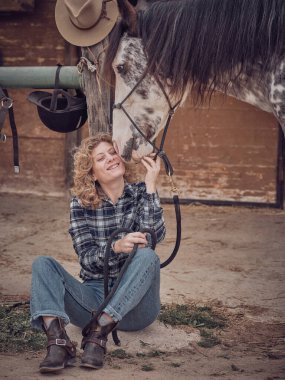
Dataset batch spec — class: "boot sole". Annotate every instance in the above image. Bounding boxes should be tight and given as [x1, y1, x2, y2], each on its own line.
[40, 358, 76, 373]
[80, 362, 103, 369]
[40, 365, 64, 373]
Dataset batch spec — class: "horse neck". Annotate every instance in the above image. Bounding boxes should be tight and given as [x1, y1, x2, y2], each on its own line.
[196, 65, 273, 113]
[222, 75, 272, 113]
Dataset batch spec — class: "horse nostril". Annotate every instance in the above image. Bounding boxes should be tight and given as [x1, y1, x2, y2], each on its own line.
[145, 125, 154, 140]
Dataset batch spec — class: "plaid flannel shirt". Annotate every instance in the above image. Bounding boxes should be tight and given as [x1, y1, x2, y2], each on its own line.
[69, 182, 166, 281]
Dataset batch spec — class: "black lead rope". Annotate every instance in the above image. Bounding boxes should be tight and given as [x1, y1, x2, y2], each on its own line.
[160, 194, 181, 268]
[82, 228, 157, 341]
[82, 213, 181, 345]
[0, 88, 19, 173]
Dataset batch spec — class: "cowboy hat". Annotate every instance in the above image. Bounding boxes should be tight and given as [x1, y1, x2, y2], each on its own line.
[55, 0, 119, 47]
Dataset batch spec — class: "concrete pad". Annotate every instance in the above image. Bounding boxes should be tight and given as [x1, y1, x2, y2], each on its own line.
[66, 321, 200, 354]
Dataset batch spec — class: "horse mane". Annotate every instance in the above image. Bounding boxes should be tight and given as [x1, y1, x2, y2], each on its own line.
[104, 19, 128, 79]
[138, 0, 285, 100]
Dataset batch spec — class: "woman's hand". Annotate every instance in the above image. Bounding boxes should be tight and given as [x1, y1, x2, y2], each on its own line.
[114, 232, 148, 254]
[141, 154, 161, 193]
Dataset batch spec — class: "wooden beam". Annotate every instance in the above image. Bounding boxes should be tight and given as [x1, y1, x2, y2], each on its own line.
[81, 36, 113, 134]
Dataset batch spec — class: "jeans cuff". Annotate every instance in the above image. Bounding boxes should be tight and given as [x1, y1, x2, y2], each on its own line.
[103, 305, 122, 323]
[31, 311, 70, 330]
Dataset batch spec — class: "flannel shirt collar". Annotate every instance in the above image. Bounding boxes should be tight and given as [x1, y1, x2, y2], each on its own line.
[96, 182, 135, 204]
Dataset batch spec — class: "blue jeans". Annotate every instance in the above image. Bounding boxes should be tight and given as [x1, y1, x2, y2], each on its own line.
[30, 248, 160, 332]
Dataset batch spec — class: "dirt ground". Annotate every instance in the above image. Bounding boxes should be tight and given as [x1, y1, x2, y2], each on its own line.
[0, 192, 285, 379]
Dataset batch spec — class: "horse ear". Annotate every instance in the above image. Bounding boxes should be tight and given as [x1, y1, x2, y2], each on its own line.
[117, 0, 138, 36]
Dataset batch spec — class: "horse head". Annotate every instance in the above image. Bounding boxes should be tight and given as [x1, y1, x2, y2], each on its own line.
[108, 0, 181, 162]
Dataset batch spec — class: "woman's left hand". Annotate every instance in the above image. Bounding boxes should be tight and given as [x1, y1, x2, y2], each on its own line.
[141, 154, 161, 193]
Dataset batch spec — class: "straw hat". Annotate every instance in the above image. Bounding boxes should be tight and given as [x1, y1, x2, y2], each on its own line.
[55, 0, 119, 47]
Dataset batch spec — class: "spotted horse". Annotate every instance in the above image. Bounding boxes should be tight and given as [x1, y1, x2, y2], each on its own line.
[104, 0, 285, 162]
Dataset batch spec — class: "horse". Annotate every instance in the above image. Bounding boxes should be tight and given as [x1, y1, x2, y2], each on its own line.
[104, 0, 285, 162]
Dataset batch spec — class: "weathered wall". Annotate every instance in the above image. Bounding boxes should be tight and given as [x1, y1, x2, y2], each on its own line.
[0, 1, 280, 204]
[157, 95, 279, 204]
[0, 0, 87, 196]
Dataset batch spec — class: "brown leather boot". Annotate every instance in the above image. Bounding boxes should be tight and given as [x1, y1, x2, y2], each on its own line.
[81, 321, 116, 369]
[39, 318, 76, 373]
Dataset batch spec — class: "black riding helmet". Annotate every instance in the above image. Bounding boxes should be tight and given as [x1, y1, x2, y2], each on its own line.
[27, 65, 87, 133]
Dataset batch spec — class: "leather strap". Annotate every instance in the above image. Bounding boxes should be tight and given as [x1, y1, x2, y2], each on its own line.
[81, 335, 107, 352]
[0, 88, 19, 173]
[47, 338, 76, 356]
[0, 90, 10, 140]
[50, 64, 62, 112]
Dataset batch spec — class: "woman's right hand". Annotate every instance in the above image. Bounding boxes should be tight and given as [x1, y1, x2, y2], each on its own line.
[114, 232, 148, 254]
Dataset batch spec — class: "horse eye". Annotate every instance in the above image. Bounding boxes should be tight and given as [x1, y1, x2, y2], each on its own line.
[116, 64, 127, 75]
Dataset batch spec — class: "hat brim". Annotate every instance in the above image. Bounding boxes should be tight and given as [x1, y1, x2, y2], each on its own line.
[28, 90, 87, 112]
[55, 0, 119, 47]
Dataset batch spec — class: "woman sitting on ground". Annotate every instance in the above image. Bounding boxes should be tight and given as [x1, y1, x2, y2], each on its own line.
[30, 132, 165, 373]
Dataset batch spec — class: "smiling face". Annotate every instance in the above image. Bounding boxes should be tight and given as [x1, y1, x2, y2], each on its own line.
[112, 35, 178, 162]
[92, 141, 125, 185]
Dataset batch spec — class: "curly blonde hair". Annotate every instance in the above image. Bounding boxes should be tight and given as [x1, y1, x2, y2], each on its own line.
[71, 133, 136, 208]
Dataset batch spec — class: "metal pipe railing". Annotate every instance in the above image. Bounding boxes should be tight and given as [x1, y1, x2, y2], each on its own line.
[0, 66, 81, 89]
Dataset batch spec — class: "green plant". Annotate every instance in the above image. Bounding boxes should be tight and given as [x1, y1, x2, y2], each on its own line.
[159, 303, 226, 329]
[198, 329, 221, 348]
[110, 348, 132, 359]
[141, 363, 155, 371]
[0, 304, 46, 352]
[159, 303, 226, 349]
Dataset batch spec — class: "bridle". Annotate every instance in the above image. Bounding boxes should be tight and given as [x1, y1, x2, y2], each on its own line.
[113, 69, 181, 176]
[113, 68, 182, 268]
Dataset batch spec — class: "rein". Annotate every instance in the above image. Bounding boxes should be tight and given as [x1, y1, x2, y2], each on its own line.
[82, 63, 182, 346]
